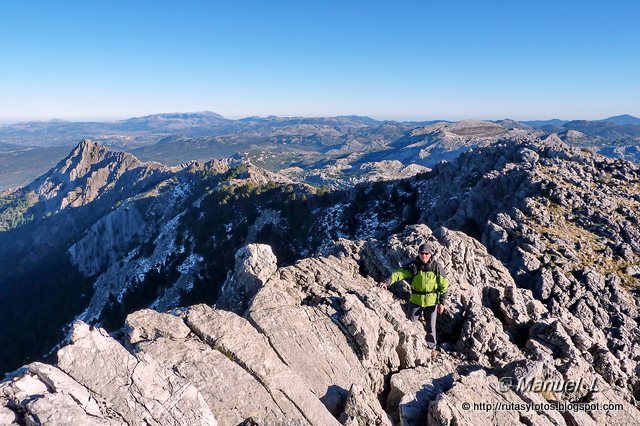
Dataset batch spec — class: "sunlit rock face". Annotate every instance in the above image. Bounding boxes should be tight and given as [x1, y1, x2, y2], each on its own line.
[3, 221, 639, 424]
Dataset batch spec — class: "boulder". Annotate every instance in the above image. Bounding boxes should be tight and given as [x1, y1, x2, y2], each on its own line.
[339, 384, 392, 426]
[216, 244, 278, 313]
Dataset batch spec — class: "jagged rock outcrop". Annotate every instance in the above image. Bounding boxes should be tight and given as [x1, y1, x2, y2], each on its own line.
[3, 223, 638, 424]
[216, 244, 278, 313]
[558, 129, 587, 142]
[68, 203, 147, 276]
[28, 139, 170, 214]
[340, 384, 391, 426]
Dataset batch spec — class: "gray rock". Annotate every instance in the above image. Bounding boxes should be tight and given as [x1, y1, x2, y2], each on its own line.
[185, 304, 340, 425]
[125, 309, 284, 425]
[28, 362, 103, 417]
[386, 361, 457, 425]
[246, 284, 367, 415]
[518, 147, 540, 165]
[534, 268, 554, 300]
[428, 370, 563, 426]
[216, 244, 278, 313]
[339, 384, 392, 426]
[0, 365, 121, 425]
[57, 321, 216, 425]
[125, 308, 191, 345]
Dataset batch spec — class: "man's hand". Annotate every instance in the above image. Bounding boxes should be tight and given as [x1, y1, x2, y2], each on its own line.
[377, 282, 387, 290]
[437, 304, 445, 314]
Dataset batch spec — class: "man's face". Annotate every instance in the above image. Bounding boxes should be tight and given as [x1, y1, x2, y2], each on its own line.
[419, 251, 431, 261]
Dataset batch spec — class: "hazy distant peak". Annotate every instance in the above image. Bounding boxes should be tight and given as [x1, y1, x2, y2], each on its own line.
[493, 119, 532, 130]
[334, 115, 380, 124]
[237, 114, 380, 127]
[521, 118, 569, 127]
[600, 114, 640, 125]
[126, 111, 226, 121]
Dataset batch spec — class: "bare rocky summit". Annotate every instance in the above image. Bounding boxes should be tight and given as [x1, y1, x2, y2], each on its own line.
[2, 223, 639, 424]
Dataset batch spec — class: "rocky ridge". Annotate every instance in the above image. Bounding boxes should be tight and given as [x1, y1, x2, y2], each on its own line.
[285, 121, 542, 189]
[5, 135, 639, 364]
[2, 224, 639, 424]
[0, 139, 173, 236]
[2, 135, 640, 424]
[356, 120, 540, 166]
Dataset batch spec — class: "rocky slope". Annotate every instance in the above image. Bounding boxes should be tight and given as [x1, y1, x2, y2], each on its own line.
[273, 120, 532, 189]
[2, 225, 639, 424]
[533, 120, 640, 164]
[1, 133, 640, 424]
[0, 140, 234, 373]
[355, 120, 540, 167]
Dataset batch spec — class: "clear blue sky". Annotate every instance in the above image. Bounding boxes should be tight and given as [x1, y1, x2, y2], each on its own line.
[1, 0, 638, 122]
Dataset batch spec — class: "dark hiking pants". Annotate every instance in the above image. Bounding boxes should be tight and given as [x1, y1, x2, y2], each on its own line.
[407, 302, 437, 349]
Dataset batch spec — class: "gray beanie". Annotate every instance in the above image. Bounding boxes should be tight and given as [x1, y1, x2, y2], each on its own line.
[418, 242, 436, 254]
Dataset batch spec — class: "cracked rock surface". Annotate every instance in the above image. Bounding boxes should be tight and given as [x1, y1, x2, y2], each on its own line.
[2, 224, 639, 425]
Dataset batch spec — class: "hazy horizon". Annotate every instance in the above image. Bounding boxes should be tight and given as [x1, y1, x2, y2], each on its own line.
[2, 111, 639, 126]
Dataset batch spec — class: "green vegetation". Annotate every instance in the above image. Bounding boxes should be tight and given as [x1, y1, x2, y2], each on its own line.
[215, 346, 236, 362]
[99, 247, 190, 330]
[0, 191, 38, 230]
[342, 179, 419, 236]
[226, 163, 249, 180]
[178, 179, 323, 306]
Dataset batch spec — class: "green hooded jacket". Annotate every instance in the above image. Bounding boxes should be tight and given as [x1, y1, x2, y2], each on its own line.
[389, 258, 448, 307]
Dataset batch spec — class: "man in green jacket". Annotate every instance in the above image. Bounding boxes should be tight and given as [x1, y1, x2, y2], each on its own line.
[378, 242, 448, 349]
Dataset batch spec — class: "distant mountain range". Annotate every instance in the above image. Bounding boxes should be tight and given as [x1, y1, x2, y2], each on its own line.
[520, 114, 640, 127]
[0, 112, 427, 148]
[0, 112, 639, 191]
[1, 112, 638, 152]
